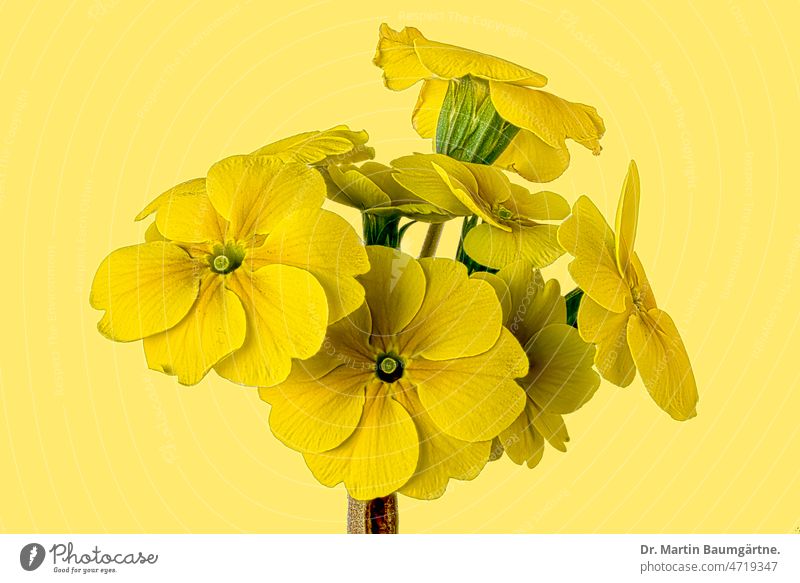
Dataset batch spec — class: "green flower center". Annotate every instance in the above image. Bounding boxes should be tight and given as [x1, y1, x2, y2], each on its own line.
[496, 205, 514, 220]
[209, 242, 245, 274]
[376, 353, 404, 383]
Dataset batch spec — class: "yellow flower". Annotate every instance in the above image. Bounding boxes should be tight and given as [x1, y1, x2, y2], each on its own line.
[259, 246, 528, 500]
[391, 153, 570, 269]
[325, 160, 452, 223]
[90, 156, 369, 387]
[251, 124, 374, 166]
[557, 161, 699, 420]
[473, 261, 600, 468]
[373, 24, 605, 182]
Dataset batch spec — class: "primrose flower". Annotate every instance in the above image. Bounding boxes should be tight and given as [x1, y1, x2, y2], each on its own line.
[251, 124, 374, 166]
[325, 160, 452, 223]
[557, 161, 698, 420]
[392, 153, 569, 269]
[473, 261, 600, 468]
[373, 24, 605, 182]
[91, 155, 369, 387]
[259, 246, 528, 500]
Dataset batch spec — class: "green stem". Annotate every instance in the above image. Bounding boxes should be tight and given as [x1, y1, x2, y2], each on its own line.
[419, 222, 444, 258]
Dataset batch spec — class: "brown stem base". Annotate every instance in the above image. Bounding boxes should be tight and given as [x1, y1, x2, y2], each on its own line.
[346, 493, 398, 534]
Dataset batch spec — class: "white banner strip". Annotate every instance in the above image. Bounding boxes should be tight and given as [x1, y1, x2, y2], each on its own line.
[1, 535, 798, 582]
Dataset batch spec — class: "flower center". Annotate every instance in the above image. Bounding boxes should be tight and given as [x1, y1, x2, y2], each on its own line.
[376, 353, 404, 383]
[209, 242, 245, 274]
[496, 205, 514, 220]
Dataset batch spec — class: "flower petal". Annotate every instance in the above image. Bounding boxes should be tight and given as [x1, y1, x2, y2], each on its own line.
[412, 79, 449, 138]
[326, 163, 391, 211]
[373, 24, 432, 91]
[249, 208, 369, 323]
[143, 275, 246, 385]
[391, 153, 474, 216]
[523, 324, 600, 414]
[206, 155, 325, 239]
[214, 265, 328, 387]
[303, 384, 419, 500]
[507, 185, 570, 221]
[359, 246, 426, 341]
[401, 258, 502, 360]
[251, 125, 373, 165]
[90, 242, 201, 342]
[260, 365, 368, 454]
[500, 402, 546, 468]
[412, 38, 547, 87]
[577, 294, 636, 387]
[532, 406, 569, 452]
[470, 272, 513, 323]
[463, 222, 564, 270]
[489, 82, 605, 153]
[411, 328, 527, 442]
[558, 195, 631, 312]
[493, 129, 571, 183]
[627, 308, 698, 421]
[499, 267, 566, 346]
[395, 389, 491, 500]
[136, 178, 226, 243]
[615, 160, 640, 276]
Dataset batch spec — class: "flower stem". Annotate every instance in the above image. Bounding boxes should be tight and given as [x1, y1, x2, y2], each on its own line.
[419, 222, 444, 258]
[346, 493, 398, 534]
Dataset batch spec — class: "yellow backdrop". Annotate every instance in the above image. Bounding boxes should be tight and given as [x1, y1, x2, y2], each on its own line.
[1, 0, 798, 533]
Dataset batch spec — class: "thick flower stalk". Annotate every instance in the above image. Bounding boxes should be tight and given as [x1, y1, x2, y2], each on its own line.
[473, 261, 600, 467]
[373, 24, 605, 182]
[557, 161, 699, 420]
[91, 155, 369, 387]
[260, 246, 528, 500]
[391, 153, 569, 269]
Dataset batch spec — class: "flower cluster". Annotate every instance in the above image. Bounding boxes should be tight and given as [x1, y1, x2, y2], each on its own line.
[91, 23, 698, 515]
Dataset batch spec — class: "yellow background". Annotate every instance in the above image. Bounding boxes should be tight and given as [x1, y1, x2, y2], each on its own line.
[1, 0, 798, 533]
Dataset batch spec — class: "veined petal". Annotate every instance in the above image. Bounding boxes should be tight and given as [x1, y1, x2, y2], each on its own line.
[214, 265, 328, 387]
[470, 272, 513, 323]
[615, 160, 640, 276]
[523, 324, 600, 414]
[497, 266, 566, 346]
[359, 246, 426, 340]
[489, 82, 605, 153]
[395, 389, 491, 500]
[259, 365, 368, 454]
[143, 275, 246, 385]
[578, 294, 636, 387]
[410, 328, 527, 442]
[627, 308, 698, 421]
[373, 24, 432, 91]
[412, 79, 448, 138]
[431, 162, 507, 229]
[391, 154, 474, 216]
[558, 195, 631, 312]
[401, 258, 502, 360]
[628, 253, 658, 310]
[303, 384, 419, 500]
[251, 125, 373, 165]
[463, 222, 563, 270]
[206, 155, 325, 239]
[90, 242, 201, 342]
[493, 129, 571, 183]
[531, 405, 569, 452]
[507, 185, 570, 221]
[248, 208, 369, 323]
[463, 162, 513, 209]
[136, 178, 226, 244]
[412, 38, 547, 87]
[326, 163, 391, 211]
[500, 402, 545, 468]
